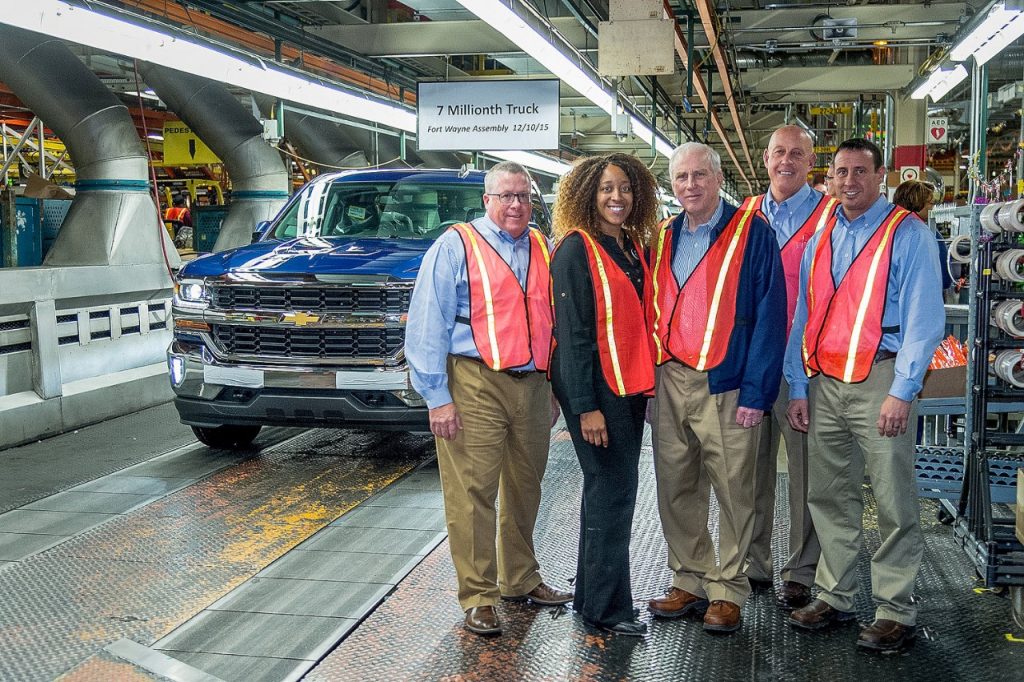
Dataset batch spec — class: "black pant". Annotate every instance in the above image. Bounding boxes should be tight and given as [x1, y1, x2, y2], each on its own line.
[556, 385, 646, 626]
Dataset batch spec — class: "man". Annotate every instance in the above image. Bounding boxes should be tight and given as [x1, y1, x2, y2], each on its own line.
[785, 138, 944, 652]
[406, 161, 571, 637]
[746, 125, 837, 609]
[648, 142, 786, 634]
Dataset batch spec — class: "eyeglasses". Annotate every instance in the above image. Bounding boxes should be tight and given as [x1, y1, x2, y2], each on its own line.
[486, 192, 533, 205]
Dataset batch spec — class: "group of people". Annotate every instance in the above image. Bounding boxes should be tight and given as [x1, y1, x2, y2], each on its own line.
[405, 126, 945, 654]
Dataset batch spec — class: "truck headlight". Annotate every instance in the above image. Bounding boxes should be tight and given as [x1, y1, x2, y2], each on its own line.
[175, 280, 207, 304]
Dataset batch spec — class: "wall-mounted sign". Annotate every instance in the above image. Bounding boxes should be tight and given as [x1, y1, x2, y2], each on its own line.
[813, 145, 838, 155]
[417, 79, 560, 151]
[900, 166, 921, 182]
[162, 121, 220, 166]
[810, 106, 853, 116]
[928, 116, 948, 144]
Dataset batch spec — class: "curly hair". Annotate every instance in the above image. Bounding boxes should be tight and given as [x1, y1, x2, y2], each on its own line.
[552, 153, 659, 247]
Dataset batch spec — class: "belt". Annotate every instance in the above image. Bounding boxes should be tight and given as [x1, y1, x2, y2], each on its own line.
[453, 355, 536, 379]
[874, 349, 897, 364]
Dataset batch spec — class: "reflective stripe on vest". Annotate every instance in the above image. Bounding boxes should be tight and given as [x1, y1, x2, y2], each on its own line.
[753, 194, 839, 331]
[572, 230, 655, 396]
[651, 199, 757, 371]
[451, 222, 552, 372]
[802, 207, 910, 383]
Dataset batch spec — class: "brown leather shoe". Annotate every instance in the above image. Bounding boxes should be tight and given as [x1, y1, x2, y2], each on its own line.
[648, 587, 709, 618]
[703, 600, 741, 633]
[857, 619, 916, 652]
[464, 605, 502, 635]
[502, 582, 573, 606]
[789, 598, 856, 631]
[776, 581, 813, 610]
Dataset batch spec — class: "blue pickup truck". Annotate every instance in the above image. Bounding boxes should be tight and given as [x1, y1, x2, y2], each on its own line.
[167, 168, 552, 448]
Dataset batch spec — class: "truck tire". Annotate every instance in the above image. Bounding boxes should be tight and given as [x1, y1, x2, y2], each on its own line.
[191, 425, 262, 449]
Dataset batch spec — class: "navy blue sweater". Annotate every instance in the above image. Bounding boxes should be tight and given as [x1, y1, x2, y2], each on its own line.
[666, 202, 787, 411]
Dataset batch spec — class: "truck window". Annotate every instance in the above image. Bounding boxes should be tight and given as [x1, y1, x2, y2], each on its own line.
[267, 176, 551, 240]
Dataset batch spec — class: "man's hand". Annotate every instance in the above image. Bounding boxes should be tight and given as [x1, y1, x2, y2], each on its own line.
[877, 395, 911, 437]
[580, 410, 608, 447]
[736, 406, 764, 429]
[429, 402, 463, 441]
[787, 399, 810, 433]
[550, 394, 561, 428]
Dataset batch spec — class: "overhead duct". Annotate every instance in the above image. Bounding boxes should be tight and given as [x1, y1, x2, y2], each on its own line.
[0, 26, 175, 267]
[138, 63, 290, 251]
[253, 94, 466, 172]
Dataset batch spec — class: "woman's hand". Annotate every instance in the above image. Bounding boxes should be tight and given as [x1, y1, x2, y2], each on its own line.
[580, 409, 609, 448]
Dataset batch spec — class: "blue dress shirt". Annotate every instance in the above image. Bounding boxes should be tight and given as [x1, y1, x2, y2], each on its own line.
[671, 199, 723, 283]
[784, 195, 945, 402]
[761, 184, 823, 249]
[406, 216, 543, 408]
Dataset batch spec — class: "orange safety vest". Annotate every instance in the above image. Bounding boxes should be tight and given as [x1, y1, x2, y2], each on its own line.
[753, 193, 839, 331]
[451, 222, 552, 372]
[165, 206, 188, 222]
[566, 229, 655, 396]
[801, 207, 912, 383]
[650, 198, 758, 371]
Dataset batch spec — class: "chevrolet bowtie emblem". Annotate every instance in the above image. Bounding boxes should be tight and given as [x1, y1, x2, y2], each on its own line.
[283, 311, 320, 326]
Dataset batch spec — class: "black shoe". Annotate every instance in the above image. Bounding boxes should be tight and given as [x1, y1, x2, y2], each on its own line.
[585, 618, 647, 637]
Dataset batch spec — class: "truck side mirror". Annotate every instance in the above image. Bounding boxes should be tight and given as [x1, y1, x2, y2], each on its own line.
[252, 221, 271, 242]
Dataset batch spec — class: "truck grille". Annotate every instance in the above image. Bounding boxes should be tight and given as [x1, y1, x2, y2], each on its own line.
[210, 285, 412, 313]
[212, 325, 405, 360]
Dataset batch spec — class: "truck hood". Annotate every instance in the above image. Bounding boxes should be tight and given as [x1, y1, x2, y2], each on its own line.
[179, 237, 430, 280]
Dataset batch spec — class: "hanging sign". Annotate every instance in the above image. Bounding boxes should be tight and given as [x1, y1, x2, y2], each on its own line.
[810, 106, 853, 115]
[162, 122, 220, 166]
[417, 79, 560, 151]
[928, 116, 948, 144]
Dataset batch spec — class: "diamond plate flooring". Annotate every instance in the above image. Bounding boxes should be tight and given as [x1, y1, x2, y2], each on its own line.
[307, 428, 1024, 682]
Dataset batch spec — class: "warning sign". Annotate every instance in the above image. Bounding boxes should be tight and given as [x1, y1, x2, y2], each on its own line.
[162, 121, 220, 166]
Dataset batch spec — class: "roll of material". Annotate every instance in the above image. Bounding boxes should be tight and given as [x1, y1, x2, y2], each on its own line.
[991, 300, 1024, 337]
[949, 234, 973, 264]
[994, 249, 1024, 282]
[998, 199, 1024, 232]
[991, 349, 1024, 387]
[981, 201, 1004, 233]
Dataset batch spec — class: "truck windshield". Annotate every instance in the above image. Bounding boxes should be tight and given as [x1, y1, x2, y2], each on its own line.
[269, 177, 550, 240]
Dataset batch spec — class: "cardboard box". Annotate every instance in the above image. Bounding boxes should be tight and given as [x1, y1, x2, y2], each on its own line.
[919, 365, 967, 399]
[1016, 469, 1023, 546]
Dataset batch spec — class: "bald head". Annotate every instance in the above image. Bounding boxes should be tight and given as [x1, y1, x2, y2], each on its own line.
[763, 125, 816, 202]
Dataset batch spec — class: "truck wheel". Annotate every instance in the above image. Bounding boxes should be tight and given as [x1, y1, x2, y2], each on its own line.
[191, 425, 262, 449]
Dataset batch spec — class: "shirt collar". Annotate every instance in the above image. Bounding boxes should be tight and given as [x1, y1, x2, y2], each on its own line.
[764, 182, 813, 218]
[836, 194, 889, 230]
[681, 199, 723, 234]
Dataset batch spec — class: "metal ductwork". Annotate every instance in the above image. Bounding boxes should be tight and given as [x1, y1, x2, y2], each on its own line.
[138, 63, 290, 251]
[254, 94, 467, 172]
[0, 26, 176, 267]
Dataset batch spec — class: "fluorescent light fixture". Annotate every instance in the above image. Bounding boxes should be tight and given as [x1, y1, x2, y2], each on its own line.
[487, 150, 572, 176]
[146, 133, 163, 140]
[910, 64, 968, 101]
[3, 1, 572, 177]
[4, 1, 417, 131]
[950, 2, 1024, 65]
[456, 0, 616, 115]
[458, 0, 676, 158]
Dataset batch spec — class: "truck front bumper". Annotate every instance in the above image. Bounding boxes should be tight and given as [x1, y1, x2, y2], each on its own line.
[167, 341, 429, 431]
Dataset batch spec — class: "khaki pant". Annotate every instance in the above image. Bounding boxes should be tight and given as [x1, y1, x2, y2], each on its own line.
[652, 362, 760, 606]
[748, 380, 820, 586]
[807, 359, 922, 625]
[435, 355, 551, 610]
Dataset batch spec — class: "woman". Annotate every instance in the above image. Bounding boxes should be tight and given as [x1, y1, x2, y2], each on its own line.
[894, 179, 952, 288]
[549, 153, 659, 636]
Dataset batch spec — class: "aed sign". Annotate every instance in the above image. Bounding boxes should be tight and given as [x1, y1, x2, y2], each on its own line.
[928, 116, 948, 144]
[417, 79, 560, 151]
[162, 121, 220, 166]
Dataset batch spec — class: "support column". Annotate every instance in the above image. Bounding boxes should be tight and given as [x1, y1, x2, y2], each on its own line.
[31, 298, 62, 400]
[891, 94, 927, 179]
